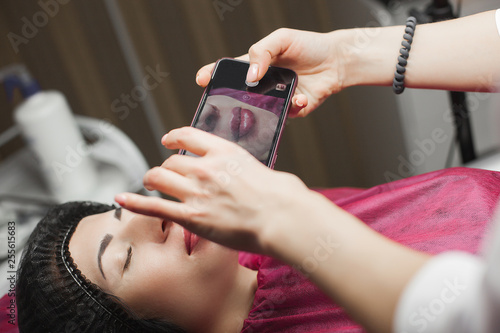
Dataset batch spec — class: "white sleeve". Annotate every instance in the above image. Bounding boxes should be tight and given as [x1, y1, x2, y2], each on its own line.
[393, 210, 500, 333]
[394, 12, 500, 333]
[496, 9, 500, 36]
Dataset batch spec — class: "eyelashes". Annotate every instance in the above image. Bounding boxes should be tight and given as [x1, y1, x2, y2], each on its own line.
[123, 246, 132, 272]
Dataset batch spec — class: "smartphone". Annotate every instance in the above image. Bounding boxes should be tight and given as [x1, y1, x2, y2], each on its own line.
[184, 58, 297, 169]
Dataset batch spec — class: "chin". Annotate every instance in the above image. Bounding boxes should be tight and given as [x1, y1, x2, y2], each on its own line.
[195, 243, 240, 282]
[198, 238, 238, 258]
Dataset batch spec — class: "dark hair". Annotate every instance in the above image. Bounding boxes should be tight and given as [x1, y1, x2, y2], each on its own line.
[16, 201, 186, 333]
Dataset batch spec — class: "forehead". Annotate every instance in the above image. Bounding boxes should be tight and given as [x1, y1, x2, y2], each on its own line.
[68, 211, 112, 286]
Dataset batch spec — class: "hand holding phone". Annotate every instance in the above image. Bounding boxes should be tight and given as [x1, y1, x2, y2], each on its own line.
[185, 59, 297, 168]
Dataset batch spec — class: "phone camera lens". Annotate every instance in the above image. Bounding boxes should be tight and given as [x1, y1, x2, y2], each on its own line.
[276, 83, 286, 91]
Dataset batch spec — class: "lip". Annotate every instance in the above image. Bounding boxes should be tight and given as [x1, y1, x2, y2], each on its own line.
[231, 107, 255, 140]
[183, 228, 200, 255]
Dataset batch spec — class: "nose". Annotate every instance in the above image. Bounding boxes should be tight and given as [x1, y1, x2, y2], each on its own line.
[117, 209, 167, 243]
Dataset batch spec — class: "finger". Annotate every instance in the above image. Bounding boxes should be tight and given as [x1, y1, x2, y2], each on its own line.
[288, 94, 308, 117]
[196, 62, 215, 87]
[234, 54, 250, 62]
[246, 28, 294, 83]
[115, 192, 197, 226]
[160, 153, 203, 178]
[142, 166, 196, 200]
[162, 127, 238, 156]
[116, 193, 235, 249]
[196, 55, 250, 87]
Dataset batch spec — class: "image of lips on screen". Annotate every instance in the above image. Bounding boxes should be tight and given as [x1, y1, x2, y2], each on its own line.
[196, 93, 283, 161]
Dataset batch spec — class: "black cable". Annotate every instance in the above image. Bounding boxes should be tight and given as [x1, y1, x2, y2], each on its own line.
[409, 0, 476, 164]
[445, 130, 457, 168]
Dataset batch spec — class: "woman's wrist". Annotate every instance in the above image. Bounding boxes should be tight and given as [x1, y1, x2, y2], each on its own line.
[257, 180, 314, 260]
[259, 187, 346, 266]
[338, 26, 404, 89]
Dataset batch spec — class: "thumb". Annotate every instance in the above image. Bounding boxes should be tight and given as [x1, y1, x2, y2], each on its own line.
[246, 28, 295, 83]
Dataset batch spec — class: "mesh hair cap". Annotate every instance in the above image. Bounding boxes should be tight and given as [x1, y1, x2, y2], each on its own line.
[16, 201, 185, 333]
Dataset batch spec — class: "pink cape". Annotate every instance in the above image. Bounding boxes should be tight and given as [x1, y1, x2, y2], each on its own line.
[240, 167, 500, 332]
[3, 167, 499, 332]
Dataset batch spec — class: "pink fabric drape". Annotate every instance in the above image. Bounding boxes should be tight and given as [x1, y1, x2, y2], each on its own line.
[241, 167, 500, 332]
[3, 167, 499, 332]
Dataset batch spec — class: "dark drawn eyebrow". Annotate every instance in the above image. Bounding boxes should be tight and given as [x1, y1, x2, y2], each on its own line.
[98, 234, 113, 280]
[114, 207, 122, 221]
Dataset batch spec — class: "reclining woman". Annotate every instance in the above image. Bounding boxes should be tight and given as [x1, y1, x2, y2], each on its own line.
[16, 9, 500, 333]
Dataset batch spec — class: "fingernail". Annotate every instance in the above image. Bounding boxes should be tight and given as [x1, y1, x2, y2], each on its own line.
[246, 63, 259, 83]
[195, 75, 201, 86]
[161, 133, 168, 145]
[296, 99, 303, 107]
[115, 194, 127, 205]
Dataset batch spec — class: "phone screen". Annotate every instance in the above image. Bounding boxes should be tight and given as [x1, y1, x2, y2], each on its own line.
[188, 59, 296, 167]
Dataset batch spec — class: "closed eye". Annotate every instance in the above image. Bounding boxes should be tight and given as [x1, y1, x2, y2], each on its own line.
[123, 246, 132, 273]
[199, 104, 219, 132]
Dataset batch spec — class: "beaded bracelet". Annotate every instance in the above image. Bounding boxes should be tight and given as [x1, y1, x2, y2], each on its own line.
[393, 16, 417, 94]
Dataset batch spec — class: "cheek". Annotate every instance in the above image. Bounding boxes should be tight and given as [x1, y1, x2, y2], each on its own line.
[121, 242, 239, 321]
[118, 246, 189, 318]
[250, 109, 278, 137]
[213, 113, 232, 138]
